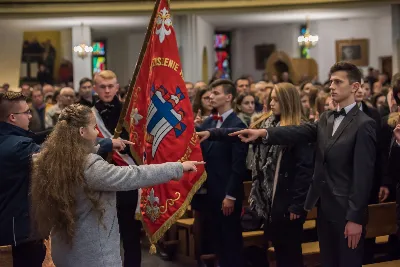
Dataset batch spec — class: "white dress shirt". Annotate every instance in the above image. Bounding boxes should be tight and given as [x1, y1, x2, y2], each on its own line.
[332, 102, 357, 136]
[216, 109, 234, 128]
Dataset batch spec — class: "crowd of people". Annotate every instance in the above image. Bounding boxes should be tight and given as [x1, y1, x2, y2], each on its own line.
[0, 61, 400, 267]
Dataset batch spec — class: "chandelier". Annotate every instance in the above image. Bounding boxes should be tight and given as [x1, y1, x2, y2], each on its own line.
[73, 23, 93, 59]
[73, 43, 93, 59]
[298, 18, 319, 48]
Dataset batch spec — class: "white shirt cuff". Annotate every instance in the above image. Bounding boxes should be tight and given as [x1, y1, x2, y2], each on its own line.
[225, 195, 236, 201]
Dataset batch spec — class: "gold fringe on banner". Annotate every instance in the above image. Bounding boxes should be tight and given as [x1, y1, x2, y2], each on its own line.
[141, 170, 207, 252]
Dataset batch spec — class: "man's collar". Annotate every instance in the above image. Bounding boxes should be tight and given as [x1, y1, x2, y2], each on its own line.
[0, 121, 33, 138]
[338, 102, 357, 114]
[218, 109, 234, 121]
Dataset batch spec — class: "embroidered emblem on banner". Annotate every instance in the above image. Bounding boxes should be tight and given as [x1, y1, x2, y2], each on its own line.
[146, 84, 186, 158]
[156, 7, 172, 43]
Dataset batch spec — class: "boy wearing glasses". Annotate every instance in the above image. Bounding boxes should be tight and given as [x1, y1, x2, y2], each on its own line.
[0, 91, 131, 266]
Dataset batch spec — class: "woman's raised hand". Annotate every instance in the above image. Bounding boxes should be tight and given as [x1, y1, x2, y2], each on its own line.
[182, 161, 206, 172]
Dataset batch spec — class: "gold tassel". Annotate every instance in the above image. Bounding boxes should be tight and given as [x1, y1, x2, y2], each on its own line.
[149, 244, 157, 255]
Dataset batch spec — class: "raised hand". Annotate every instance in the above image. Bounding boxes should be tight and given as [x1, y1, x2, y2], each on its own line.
[228, 128, 266, 143]
[182, 161, 205, 172]
[194, 109, 203, 126]
[112, 139, 134, 151]
[196, 131, 210, 143]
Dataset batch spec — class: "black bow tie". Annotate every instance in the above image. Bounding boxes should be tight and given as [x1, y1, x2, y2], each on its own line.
[333, 108, 346, 119]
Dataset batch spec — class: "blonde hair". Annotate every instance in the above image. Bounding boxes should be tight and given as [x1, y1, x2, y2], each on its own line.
[94, 70, 117, 84]
[273, 83, 302, 126]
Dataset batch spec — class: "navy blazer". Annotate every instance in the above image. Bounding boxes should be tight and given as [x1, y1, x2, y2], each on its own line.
[199, 113, 247, 209]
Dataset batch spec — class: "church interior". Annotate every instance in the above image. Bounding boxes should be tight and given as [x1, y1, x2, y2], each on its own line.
[1, 0, 400, 266]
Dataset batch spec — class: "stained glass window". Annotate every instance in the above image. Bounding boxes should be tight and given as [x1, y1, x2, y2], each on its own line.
[92, 40, 107, 75]
[93, 56, 106, 74]
[214, 32, 232, 79]
[299, 24, 310, 59]
[92, 41, 105, 56]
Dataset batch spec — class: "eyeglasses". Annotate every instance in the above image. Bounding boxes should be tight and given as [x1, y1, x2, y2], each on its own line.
[10, 109, 31, 116]
[61, 94, 75, 99]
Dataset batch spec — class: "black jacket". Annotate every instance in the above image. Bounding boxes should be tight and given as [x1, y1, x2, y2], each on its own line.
[198, 114, 247, 211]
[94, 97, 139, 209]
[208, 126, 314, 219]
[361, 102, 390, 203]
[267, 106, 376, 225]
[0, 122, 40, 246]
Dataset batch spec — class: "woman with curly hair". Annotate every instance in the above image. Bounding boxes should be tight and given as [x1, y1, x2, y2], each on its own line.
[30, 104, 203, 267]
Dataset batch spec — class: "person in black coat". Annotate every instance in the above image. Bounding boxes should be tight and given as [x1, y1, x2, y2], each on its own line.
[386, 84, 400, 246]
[93, 70, 142, 267]
[355, 87, 390, 204]
[197, 79, 247, 267]
[227, 63, 376, 267]
[198, 83, 314, 267]
[0, 92, 126, 267]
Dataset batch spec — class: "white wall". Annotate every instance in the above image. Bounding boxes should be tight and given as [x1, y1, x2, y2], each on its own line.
[0, 27, 23, 89]
[126, 31, 146, 85]
[92, 30, 145, 87]
[311, 16, 392, 81]
[392, 4, 400, 74]
[196, 16, 215, 82]
[235, 23, 299, 80]
[60, 29, 72, 62]
[234, 16, 392, 82]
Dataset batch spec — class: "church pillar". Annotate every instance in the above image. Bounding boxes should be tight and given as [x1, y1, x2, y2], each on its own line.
[72, 25, 92, 91]
[174, 14, 214, 83]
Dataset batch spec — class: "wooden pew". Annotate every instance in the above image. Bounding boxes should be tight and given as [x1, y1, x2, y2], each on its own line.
[363, 260, 400, 266]
[0, 245, 12, 267]
[176, 181, 319, 260]
[268, 202, 397, 266]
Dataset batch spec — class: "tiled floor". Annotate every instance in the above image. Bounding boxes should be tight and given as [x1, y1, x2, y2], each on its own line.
[141, 250, 196, 267]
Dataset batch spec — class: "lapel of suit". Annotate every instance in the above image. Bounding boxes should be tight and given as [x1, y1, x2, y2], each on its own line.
[325, 105, 359, 155]
[325, 111, 334, 145]
[205, 113, 235, 153]
[220, 112, 235, 128]
[361, 101, 370, 117]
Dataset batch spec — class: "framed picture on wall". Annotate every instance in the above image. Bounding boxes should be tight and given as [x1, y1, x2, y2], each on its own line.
[254, 44, 276, 70]
[335, 39, 369, 66]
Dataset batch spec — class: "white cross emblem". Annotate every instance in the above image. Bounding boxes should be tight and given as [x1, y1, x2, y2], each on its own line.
[156, 7, 172, 43]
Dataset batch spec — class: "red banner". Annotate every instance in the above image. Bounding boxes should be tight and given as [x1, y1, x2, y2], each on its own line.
[123, 0, 206, 246]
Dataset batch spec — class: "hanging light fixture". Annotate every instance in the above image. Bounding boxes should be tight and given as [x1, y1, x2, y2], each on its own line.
[298, 17, 319, 48]
[73, 23, 93, 59]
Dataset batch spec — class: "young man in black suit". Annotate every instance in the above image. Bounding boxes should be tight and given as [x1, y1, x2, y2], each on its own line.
[198, 79, 247, 267]
[230, 62, 376, 267]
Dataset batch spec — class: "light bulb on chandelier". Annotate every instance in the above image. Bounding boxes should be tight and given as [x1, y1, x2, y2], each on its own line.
[298, 17, 318, 48]
[73, 23, 93, 59]
[73, 43, 93, 59]
[298, 34, 319, 48]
